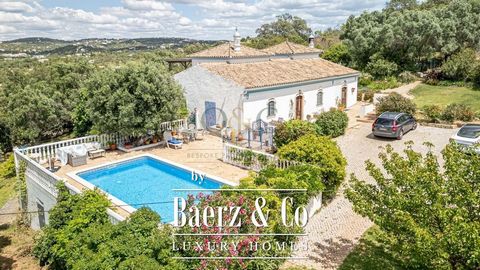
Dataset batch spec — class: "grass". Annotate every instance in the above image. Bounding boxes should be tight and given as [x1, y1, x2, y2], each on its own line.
[0, 176, 15, 209]
[339, 226, 404, 270]
[0, 156, 17, 209]
[410, 84, 480, 112]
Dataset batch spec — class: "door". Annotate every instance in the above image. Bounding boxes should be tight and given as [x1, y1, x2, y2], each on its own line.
[204, 101, 216, 128]
[37, 202, 46, 228]
[295, 95, 303, 120]
[341, 86, 347, 107]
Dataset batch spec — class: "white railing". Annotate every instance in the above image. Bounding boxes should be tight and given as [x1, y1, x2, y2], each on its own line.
[18, 118, 187, 164]
[14, 149, 61, 197]
[14, 149, 125, 225]
[222, 143, 301, 171]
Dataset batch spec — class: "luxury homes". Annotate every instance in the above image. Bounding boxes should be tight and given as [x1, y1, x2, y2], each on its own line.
[175, 30, 360, 132]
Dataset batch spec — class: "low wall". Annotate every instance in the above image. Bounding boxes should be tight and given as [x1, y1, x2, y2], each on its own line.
[11, 118, 187, 229]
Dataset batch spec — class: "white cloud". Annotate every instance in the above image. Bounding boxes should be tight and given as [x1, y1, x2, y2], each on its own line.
[0, 0, 387, 41]
[122, 0, 174, 11]
[0, 25, 16, 33]
[0, 1, 34, 12]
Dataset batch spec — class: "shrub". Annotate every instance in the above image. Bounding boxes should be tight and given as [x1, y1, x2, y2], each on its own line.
[359, 73, 374, 87]
[0, 155, 16, 179]
[422, 105, 443, 123]
[34, 184, 185, 270]
[367, 77, 400, 91]
[273, 119, 316, 148]
[358, 89, 377, 102]
[277, 134, 347, 199]
[314, 109, 349, 138]
[375, 92, 417, 115]
[398, 71, 417, 83]
[472, 63, 480, 89]
[441, 103, 475, 122]
[424, 68, 443, 85]
[441, 48, 476, 81]
[365, 57, 398, 79]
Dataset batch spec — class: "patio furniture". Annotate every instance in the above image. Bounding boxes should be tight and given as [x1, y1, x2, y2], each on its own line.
[163, 131, 183, 149]
[68, 153, 87, 167]
[85, 142, 106, 159]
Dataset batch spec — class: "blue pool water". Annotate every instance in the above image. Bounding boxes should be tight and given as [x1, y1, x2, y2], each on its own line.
[77, 156, 223, 222]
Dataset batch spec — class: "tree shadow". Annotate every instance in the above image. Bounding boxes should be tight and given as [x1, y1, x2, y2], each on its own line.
[338, 228, 404, 270]
[0, 235, 14, 270]
[306, 237, 357, 269]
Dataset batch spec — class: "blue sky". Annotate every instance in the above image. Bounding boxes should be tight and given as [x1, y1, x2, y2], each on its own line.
[0, 0, 386, 41]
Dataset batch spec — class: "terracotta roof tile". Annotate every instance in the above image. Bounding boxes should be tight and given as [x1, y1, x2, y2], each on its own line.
[188, 42, 270, 58]
[261, 41, 322, 55]
[201, 58, 359, 89]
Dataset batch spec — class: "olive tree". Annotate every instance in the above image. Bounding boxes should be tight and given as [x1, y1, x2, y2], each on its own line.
[85, 63, 186, 135]
[347, 142, 480, 269]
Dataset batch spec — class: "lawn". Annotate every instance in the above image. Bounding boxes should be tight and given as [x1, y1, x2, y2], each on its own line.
[410, 84, 480, 112]
[339, 226, 404, 270]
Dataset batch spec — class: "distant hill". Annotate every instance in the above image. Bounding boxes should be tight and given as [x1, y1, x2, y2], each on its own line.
[0, 37, 219, 57]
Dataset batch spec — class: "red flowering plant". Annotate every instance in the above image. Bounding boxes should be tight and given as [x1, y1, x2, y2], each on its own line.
[174, 180, 303, 270]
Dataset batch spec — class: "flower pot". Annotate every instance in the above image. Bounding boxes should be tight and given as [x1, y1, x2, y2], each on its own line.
[109, 144, 117, 151]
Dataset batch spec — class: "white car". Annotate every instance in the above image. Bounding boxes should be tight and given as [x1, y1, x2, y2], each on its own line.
[450, 124, 480, 154]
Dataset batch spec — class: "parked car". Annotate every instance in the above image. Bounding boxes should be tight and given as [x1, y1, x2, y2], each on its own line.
[450, 124, 480, 154]
[372, 112, 417, 140]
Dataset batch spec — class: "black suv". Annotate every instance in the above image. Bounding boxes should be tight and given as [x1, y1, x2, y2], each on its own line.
[372, 112, 417, 140]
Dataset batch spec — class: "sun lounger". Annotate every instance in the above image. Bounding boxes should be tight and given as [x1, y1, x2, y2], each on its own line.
[163, 131, 183, 149]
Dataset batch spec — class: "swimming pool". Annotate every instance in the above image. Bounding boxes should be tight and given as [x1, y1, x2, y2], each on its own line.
[69, 154, 232, 223]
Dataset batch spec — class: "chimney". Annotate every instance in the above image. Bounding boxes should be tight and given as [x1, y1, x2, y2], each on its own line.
[308, 34, 314, 48]
[233, 27, 241, 51]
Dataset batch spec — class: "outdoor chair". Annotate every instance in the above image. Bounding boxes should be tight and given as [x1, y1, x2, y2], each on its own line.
[163, 131, 183, 149]
[85, 142, 106, 159]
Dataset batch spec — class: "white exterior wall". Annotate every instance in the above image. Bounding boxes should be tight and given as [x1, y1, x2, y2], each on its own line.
[242, 75, 358, 125]
[174, 65, 245, 131]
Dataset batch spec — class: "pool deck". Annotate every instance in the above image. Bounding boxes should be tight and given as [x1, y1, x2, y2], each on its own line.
[47, 134, 249, 218]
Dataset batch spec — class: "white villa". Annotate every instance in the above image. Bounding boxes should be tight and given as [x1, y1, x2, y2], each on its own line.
[174, 30, 360, 132]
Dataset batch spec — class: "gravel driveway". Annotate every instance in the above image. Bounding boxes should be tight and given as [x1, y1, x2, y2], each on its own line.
[288, 123, 457, 269]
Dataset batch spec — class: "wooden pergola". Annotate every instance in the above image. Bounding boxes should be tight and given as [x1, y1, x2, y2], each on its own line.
[165, 58, 192, 70]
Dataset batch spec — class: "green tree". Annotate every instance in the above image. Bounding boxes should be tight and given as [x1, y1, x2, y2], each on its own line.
[85, 63, 186, 135]
[365, 55, 398, 79]
[277, 134, 347, 199]
[386, 0, 418, 10]
[341, 0, 480, 71]
[34, 184, 185, 270]
[321, 43, 352, 66]
[256, 13, 312, 42]
[441, 48, 477, 81]
[347, 142, 480, 269]
[0, 59, 93, 145]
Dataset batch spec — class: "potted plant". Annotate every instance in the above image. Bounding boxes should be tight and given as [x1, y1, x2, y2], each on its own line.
[107, 141, 117, 150]
[152, 135, 158, 144]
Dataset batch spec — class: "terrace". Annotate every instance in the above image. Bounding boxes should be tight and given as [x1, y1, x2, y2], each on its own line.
[13, 119, 253, 225]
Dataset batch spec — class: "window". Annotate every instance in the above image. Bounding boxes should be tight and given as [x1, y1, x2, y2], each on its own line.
[267, 99, 276, 117]
[317, 90, 323, 106]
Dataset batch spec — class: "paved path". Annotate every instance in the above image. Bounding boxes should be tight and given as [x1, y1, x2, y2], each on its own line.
[287, 122, 456, 269]
[381, 81, 421, 99]
[0, 198, 18, 226]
